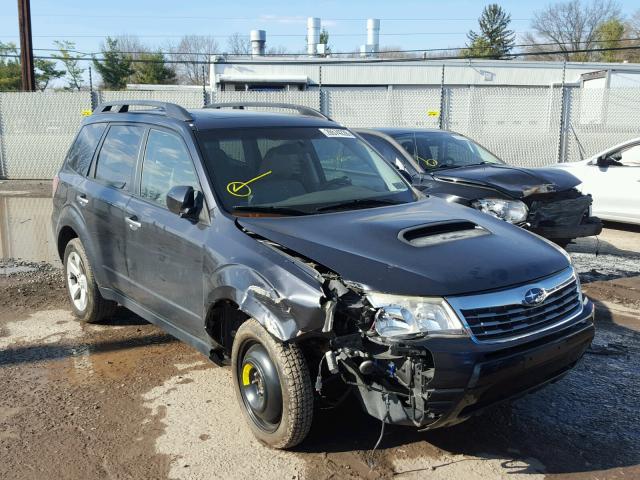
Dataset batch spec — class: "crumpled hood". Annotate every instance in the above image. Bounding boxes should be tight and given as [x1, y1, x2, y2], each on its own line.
[432, 164, 581, 198]
[238, 198, 569, 296]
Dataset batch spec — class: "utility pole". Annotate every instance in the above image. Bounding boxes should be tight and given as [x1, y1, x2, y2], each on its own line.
[17, 0, 36, 91]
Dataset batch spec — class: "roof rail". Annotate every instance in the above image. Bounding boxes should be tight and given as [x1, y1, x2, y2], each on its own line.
[95, 100, 193, 122]
[205, 102, 332, 121]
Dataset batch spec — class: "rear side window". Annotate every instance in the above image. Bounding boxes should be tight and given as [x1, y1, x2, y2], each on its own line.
[66, 123, 106, 175]
[140, 129, 200, 207]
[95, 125, 145, 190]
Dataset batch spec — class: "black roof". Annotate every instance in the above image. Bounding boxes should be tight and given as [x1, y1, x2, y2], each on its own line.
[86, 104, 339, 130]
[188, 109, 338, 130]
[361, 127, 444, 135]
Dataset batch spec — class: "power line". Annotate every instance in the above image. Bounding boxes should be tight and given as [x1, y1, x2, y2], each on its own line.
[2, 44, 640, 65]
[1, 32, 534, 39]
[19, 36, 640, 58]
[0, 14, 533, 21]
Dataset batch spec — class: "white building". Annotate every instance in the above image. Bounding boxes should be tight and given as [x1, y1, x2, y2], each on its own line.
[210, 57, 640, 92]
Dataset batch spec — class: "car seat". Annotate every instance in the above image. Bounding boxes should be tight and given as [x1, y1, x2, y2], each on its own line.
[251, 143, 308, 204]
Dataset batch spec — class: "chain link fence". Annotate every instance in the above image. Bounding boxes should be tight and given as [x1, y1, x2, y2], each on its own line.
[0, 91, 91, 179]
[326, 88, 442, 128]
[0, 86, 638, 179]
[565, 88, 640, 162]
[448, 87, 564, 167]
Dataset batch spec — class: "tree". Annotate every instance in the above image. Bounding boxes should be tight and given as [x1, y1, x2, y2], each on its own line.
[93, 37, 134, 90]
[169, 35, 219, 85]
[266, 45, 288, 56]
[465, 4, 515, 58]
[34, 59, 64, 91]
[596, 18, 625, 62]
[0, 42, 21, 91]
[132, 52, 176, 84]
[523, 0, 621, 61]
[52, 40, 85, 90]
[319, 28, 331, 55]
[227, 33, 250, 55]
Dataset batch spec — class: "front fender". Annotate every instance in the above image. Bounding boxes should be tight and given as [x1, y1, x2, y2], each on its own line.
[207, 264, 301, 341]
[206, 263, 326, 342]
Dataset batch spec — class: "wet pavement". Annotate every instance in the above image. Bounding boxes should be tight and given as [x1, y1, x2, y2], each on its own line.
[1, 183, 639, 479]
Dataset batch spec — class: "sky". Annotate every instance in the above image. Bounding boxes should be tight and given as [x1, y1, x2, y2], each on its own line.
[2, 0, 639, 58]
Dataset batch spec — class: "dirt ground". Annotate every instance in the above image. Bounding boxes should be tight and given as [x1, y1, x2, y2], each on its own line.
[1, 182, 639, 479]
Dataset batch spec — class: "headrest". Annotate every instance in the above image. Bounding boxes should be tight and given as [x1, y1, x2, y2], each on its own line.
[261, 142, 305, 177]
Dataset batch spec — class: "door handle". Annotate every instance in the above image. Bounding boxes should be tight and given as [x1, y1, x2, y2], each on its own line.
[125, 216, 142, 231]
[76, 194, 89, 206]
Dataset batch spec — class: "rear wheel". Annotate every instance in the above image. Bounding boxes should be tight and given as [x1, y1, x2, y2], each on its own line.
[63, 238, 117, 323]
[232, 319, 313, 449]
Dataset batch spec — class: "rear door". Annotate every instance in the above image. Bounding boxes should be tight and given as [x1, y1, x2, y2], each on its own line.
[125, 127, 207, 334]
[84, 123, 145, 296]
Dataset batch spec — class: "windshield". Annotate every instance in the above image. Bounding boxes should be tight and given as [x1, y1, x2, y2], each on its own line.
[391, 131, 505, 171]
[196, 127, 415, 215]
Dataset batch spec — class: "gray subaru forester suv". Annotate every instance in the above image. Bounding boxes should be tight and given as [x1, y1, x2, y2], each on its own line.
[52, 101, 595, 448]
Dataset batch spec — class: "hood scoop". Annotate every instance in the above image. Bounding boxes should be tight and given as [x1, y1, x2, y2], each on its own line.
[398, 220, 489, 247]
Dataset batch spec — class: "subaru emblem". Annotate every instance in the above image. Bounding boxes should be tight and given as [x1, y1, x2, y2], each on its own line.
[523, 287, 547, 306]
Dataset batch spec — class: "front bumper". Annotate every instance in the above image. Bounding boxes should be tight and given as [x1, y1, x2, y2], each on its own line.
[529, 216, 602, 240]
[348, 299, 595, 428]
[525, 192, 602, 240]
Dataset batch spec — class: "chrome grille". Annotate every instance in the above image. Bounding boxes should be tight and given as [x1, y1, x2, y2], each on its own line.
[447, 267, 583, 343]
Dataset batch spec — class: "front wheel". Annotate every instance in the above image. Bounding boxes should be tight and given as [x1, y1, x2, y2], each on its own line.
[231, 319, 314, 449]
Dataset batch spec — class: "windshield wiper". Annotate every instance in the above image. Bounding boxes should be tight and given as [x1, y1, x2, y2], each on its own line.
[433, 162, 487, 170]
[316, 198, 401, 212]
[232, 205, 309, 216]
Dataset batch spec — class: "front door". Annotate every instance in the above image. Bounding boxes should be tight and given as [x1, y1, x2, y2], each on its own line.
[125, 128, 207, 335]
[585, 143, 640, 222]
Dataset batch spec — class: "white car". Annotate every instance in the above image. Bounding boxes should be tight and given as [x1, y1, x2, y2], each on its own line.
[553, 139, 640, 225]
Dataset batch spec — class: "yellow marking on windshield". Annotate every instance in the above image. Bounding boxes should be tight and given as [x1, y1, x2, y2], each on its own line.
[226, 170, 273, 198]
[418, 157, 438, 167]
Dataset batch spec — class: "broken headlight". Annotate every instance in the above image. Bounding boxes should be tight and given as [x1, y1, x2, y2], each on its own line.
[471, 198, 528, 224]
[367, 293, 467, 339]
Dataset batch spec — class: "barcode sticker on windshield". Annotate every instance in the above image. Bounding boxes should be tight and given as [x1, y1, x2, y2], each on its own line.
[319, 128, 355, 138]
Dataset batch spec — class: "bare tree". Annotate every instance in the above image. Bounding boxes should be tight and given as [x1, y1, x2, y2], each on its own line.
[226, 33, 250, 55]
[266, 45, 288, 56]
[113, 34, 148, 59]
[523, 0, 621, 61]
[378, 46, 419, 59]
[169, 35, 219, 85]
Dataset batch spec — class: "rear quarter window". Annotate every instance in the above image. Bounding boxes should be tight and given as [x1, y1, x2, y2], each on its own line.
[65, 123, 107, 175]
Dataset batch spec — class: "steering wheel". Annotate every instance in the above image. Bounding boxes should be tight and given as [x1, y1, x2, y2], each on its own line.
[324, 176, 352, 189]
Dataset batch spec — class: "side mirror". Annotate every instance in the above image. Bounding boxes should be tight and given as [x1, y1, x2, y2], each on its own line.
[597, 152, 622, 167]
[166, 185, 202, 219]
[596, 156, 608, 168]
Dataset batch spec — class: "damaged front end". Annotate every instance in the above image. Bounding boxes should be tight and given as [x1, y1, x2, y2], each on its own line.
[524, 188, 602, 241]
[317, 284, 458, 428]
[242, 223, 594, 431]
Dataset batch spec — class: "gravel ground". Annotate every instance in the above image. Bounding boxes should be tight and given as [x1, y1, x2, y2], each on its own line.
[1, 184, 639, 479]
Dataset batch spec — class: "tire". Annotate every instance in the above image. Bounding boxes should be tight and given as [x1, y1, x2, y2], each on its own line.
[231, 319, 314, 449]
[63, 238, 117, 323]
